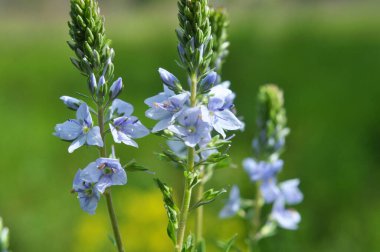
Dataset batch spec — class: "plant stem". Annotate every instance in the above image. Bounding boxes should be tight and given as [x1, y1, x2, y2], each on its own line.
[98, 106, 125, 252]
[249, 183, 262, 252]
[194, 175, 205, 244]
[175, 147, 195, 251]
[175, 73, 198, 251]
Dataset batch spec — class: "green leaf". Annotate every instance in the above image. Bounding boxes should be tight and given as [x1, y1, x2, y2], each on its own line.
[154, 179, 179, 245]
[216, 234, 239, 252]
[191, 188, 226, 210]
[123, 160, 155, 174]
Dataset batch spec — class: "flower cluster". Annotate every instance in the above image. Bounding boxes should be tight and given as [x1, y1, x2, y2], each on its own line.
[220, 84, 303, 246]
[55, 69, 148, 214]
[55, 0, 149, 216]
[145, 74, 243, 155]
[72, 158, 127, 214]
[243, 160, 303, 230]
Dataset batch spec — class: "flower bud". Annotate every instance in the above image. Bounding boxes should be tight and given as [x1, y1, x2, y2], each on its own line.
[110, 77, 123, 100]
[89, 73, 97, 94]
[158, 68, 182, 92]
[200, 71, 217, 92]
[60, 96, 82, 110]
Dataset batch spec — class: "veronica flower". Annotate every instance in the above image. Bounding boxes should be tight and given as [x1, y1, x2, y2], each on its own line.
[219, 185, 240, 218]
[145, 86, 189, 132]
[260, 178, 281, 203]
[279, 179, 303, 205]
[60, 96, 82, 110]
[54, 103, 103, 153]
[80, 158, 127, 194]
[207, 83, 243, 138]
[271, 197, 301, 230]
[262, 178, 303, 207]
[243, 158, 283, 182]
[72, 169, 101, 215]
[168, 107, 212, 147]
[110, 116, 149, 147]
[109, 99, 134, 118]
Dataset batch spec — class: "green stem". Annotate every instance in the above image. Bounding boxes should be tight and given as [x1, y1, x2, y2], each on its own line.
[249, 183, 262, 252]
[194, 177, 205, 244]
[175, 148, 195, 252]
[175, 73, 198, 251]
[98, 106, 125, 252]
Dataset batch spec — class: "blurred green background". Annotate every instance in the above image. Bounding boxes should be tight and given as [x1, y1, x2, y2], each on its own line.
[1, 0, 380, 251]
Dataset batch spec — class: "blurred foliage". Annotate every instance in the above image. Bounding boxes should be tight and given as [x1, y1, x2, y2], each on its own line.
[0, 1, 380, 252]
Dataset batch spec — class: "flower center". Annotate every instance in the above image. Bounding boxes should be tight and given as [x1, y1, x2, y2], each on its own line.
[188, 126, 196, 133]
[83, 126, 90, 133]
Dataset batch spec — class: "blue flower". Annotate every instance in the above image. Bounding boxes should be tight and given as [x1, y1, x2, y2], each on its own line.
[145, 86, 189, 132]
[207, 83, 243, 138]
[243, 158, 283, 182]
[110, 116, 149, 147]
[60, 96, 82, 110]
[271, 197, 301, 230]
[109, 99, 134, 118]
[80, 158, 127, 194]
[260, 178, 280, 203]
[279, 179, 303, 205]
[168, 106, 212, 147]
[72, 169, 101, 215]
[109, 77, 123, 100]
[219, 185, 240, 218]
[54, 103, 103, 153]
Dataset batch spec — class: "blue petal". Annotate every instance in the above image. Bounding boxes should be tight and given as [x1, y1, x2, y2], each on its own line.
[279, 179, 303, 205]
[152, 118, 172, 132]
[96, 176, 113, 193]
[80, 162, 102, 183]
[219, 185, 240, 218]
[68, 134, 86, 153]
[272, 197, 301, 230]
[76, 103, 92, 127]
[261, 179, 280, 203]
[54, 120, 82, 140]
[72, 169, 83, 190]
[86, 126, 104, 147]
[111, 169, 127, 186]
[111, 99, 134, 117]
[79, 194, 100, 215]
[214, 110, 243, 131]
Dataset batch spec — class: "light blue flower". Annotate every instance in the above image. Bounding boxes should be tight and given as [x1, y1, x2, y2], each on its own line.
[80, 158, 127, 194]
[109, 99, 134, 118]
[60, 96, 82, 110]
[279, 179, 303, 205]
[109, 77, 123, 100]
[72, 169, 100, 215]
[168, 106, 212, 147]
[260, 178, 280, 203]
[243, 158, 283, 182]
[54, 103, 103, 153]
[110, 116, 149, 147]
[271, 197, 301, 230]
[145, 86, 189, 132]
[207, 83, 243, 138]
[219, 185, 240, 218]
